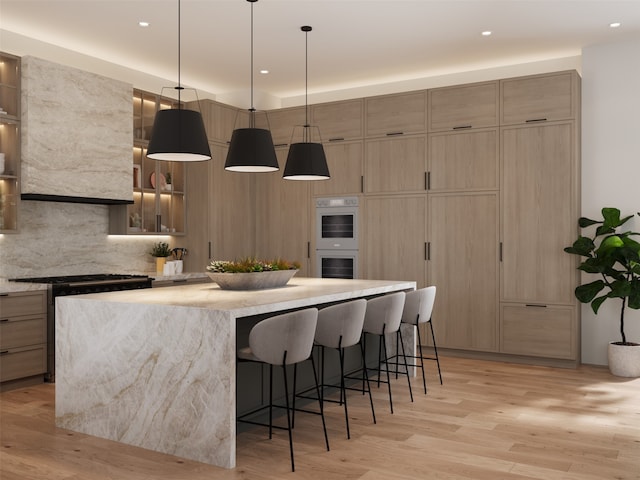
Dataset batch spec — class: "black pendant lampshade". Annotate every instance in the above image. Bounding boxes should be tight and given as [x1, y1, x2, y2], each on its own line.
[147, 109, 211, 161]
[226, 127, 278, 172]
[283, 25, 330, 181]
[146, 0, 211, 162]
[283, 142, 330, 179]
[224, 0, 278, 173]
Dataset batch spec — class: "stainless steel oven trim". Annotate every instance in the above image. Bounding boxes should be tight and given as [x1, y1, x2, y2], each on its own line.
[316, 249, 359, 279]
[315, 196, 359, 251]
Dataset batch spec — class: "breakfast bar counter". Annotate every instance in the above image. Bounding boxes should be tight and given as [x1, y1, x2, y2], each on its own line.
[55, 277, 415, 468]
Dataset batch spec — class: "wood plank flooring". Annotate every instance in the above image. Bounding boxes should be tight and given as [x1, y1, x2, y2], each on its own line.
[1, 356, 639, 479]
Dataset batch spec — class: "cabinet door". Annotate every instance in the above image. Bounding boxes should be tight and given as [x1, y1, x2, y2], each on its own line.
[363, 195, 426, 287]
[255, 149, 311, 275]
[312, 140, 363, 197]
[428, 128, 498, 192]
[365, 91, 426, 137]
[209, 144, 256, 262]
[428, 193, 499, 351]
[311, 99, 363, 141]
[428, 81, 498, 131]
[501, 304, 576, 359]
[257, 107, 307, 147]
[501, 71, 579, 124]
[204, 100, 243, 144]
[365, 135, 426, 193]
[501, 122, 577, 304]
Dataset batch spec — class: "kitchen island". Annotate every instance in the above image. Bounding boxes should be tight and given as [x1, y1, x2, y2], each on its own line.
[55, 277, 415, 468]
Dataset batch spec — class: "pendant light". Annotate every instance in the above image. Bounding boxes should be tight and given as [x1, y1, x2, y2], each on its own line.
[224, 0, 278, 172]
[283, 26, 330, 181]
[147, 0, 211, 162]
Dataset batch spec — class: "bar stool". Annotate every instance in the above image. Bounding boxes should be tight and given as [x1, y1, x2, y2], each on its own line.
[311, 299, 375, 439]
[236, 308, 329, 472]
[398, 286, 440, 394]
[351, 291, 412, 414]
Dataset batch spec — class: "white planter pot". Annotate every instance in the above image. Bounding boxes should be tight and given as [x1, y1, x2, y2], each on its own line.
[608, 342, 640, 377]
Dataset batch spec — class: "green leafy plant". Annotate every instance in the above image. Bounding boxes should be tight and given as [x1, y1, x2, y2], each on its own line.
[206, 257, 300, 273]
[150, 242, 172, 258]
[564, 208, 640, 344]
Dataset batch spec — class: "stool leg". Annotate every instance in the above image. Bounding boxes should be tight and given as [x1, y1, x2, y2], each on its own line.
[268, 364, 274, 440]
[310, 354, 330, 452]
[339, 346, 350, 439]
[416, 324, 427, 394]
[292, 363, 298, 429]
[429, 320, 443, 385]
[281, 364, 295, 472]
[380, 332, 394, 414]
[398, 328, 414, 403]
[359, 340, 376, 424]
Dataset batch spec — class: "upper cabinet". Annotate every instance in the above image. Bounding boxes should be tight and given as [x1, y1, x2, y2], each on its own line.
[365, 135, 426, 193]
[311, 99, 363, 142]
[0, 52, 20, 232]
[312, 140, 363, 197]
[194, 99, 248, 145]
[365, 91, 426, 137]
[428, 81, 499, 131]
[256, 106, 307, 147]
[501, 71, 580, 125]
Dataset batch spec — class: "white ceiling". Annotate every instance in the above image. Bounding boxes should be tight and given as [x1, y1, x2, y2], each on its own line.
[2, 0, 640, 102]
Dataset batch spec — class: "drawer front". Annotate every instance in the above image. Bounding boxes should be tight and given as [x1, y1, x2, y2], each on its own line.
[0, 315, 47, 349]
[0, 345, 47, 382]
[0, 292, 47, 318]
[501, 304, 575, 359]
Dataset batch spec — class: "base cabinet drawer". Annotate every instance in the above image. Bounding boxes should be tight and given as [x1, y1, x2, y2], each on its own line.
[0, 345, 47, 382]
[0, 292, 47, 317]
[0, 315, 47, 349]
[500, 304, 576, 359]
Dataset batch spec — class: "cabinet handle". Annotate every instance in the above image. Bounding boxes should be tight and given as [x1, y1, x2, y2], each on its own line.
[0, 293, 8, 297]
[525, 118, 547, 123]
[452, 125, 472, 130]
[274, 143, 288, 148]
[0, 318, 9, 322]
[361, 175, 364, 193]
[172, 279, 188, 284]
[0, 350, 9, 356]
[425, 242, 431, 261]
[307, 241, 311, 259]
[156, 214, 161, 232]
[525, 304, 547, 308]
[386, 132, 404, 136]
[208, 241, 212, 259]
[426, 171, 431, 190]
[328, 137, 345, 142]
[499, 242, 503, 262]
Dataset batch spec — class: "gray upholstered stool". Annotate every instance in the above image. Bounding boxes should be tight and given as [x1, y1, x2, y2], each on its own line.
[347, 291, 412, 414]
[312, 299, 375, 439]
[237, 307, 329, 472]
[399, 286, 441, 393]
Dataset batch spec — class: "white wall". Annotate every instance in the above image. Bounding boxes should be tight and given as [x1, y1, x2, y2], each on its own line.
[581, 37, 640, 365]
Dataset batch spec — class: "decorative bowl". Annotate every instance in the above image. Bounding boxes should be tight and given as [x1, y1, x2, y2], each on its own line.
[206, 269, 298, 290]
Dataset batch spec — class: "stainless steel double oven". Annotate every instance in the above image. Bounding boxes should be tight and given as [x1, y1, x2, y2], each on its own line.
[315, 197, 359, 279]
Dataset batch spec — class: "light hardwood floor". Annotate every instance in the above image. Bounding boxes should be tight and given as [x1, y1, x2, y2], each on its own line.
[1, 356, 639, 479]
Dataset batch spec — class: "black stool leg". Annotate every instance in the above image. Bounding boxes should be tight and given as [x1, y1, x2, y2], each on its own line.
[310, 354, 330, 452]
[281, 363, 295, 472]
[380, 331, 394, 414]
[429, 320, 443, 385]
[359, 340, 376, 424]
[398, 328, 413, 403]
[416, 324, 427, 394]
[268, 364, 274, 440]
[338, 346, 350, 439]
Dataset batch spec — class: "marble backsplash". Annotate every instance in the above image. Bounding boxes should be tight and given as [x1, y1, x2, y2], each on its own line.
[0, 201, 170, 279]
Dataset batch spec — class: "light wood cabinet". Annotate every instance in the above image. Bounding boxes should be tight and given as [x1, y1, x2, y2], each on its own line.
[365, 91, 426, 137]
[198, 99, 249, 145]
[501, 304, 576, 359]
[0, 52, 20, 232]
[111, 89, 187, 235]
[311, 99, 363, 141]
[0, 291, 47, 388]
[428, 81, 499, 131]
[364, 135, 426, 193]
[501, 71, 579, 125]
[428, 128, 498, 192]
[254, 149, 312, 276]
[501, 121, 578, 305]
[256, 106, 307, 147]
[363, 195, 426, 287]
[312, 140, 363, 197]
[427, 193, 499, 351]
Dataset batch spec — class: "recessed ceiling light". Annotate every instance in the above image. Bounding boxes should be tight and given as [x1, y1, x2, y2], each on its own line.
[609, 22, 621, 28]
[481, 31, 492, 36]
[139, 21, 150, 27]
[260, 69, 269, 74]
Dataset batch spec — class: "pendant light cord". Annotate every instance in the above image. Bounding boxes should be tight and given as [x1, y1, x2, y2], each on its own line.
[176, 0, 183, 105]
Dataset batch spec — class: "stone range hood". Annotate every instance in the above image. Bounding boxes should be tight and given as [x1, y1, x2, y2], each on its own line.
[21, 56, 133, 205]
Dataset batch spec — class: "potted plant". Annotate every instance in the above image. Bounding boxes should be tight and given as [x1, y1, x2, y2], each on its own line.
[151, 242, 172, 273]
[206, 257, 300, 290]
[564, 207, 640, 376]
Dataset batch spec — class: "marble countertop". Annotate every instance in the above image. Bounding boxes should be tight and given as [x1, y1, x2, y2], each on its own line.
[63, 277, 416, 318]
[0, 281, 49, 294]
